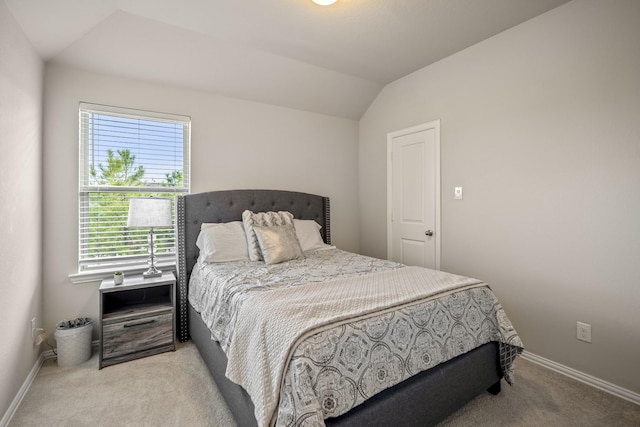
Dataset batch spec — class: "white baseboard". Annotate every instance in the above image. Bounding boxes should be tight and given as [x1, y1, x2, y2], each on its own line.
[0, 340, 99, 427]
[0, 352, 46, 427]
[521, 351, 640, 406]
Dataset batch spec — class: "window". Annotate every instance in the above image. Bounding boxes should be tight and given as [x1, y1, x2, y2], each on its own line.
[78, 103, 190, 275]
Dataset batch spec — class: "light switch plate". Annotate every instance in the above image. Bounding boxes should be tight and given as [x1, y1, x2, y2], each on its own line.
[454, 187, 463, 200]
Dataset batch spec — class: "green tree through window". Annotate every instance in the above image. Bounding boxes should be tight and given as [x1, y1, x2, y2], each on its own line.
[79, 103, 190, 272]
[90, 149, 145, 186]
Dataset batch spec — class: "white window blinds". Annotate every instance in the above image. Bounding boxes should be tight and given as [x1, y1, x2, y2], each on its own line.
[78, 103, 190, 272]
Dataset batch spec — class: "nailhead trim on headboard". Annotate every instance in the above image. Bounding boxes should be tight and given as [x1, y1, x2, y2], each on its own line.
[176, 196, 189, 342]
[324, 197, 331, 245]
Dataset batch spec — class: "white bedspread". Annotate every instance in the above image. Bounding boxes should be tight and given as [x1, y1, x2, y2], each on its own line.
[189, 249, 523, 426]
[188, 249, 403, 354]
[224, 266, 484, 427]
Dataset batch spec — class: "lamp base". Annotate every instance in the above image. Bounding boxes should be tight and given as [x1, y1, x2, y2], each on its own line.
[143, 268, 162, 279]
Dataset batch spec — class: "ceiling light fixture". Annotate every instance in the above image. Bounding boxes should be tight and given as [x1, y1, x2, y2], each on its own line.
[312, 0, 337, 5]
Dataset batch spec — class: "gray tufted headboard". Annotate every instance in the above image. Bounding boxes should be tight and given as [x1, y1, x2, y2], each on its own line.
[175, 189, 330, 341]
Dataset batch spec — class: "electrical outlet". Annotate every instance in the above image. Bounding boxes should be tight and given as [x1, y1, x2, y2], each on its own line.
[34, 329, 47, 346]
[577, 321, 592, 343]
[31, 317, 46, 346]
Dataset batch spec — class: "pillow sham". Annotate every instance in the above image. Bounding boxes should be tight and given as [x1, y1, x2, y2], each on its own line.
[293, 219, 334, 252]
[196, 221, 249, 263]
[253, 224, 304, 265]
[242, 210, 294, 261]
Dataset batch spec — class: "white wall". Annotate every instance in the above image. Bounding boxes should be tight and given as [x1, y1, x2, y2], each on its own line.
[42, 64, 359, 339]
[0, 2, 43, 420]
[359, 0, 640, 394]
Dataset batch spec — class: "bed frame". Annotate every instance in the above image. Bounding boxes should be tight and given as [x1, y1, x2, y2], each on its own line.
[176, 189, 502, 426]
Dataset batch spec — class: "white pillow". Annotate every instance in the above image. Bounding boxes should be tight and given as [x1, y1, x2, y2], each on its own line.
[293, 219, 334, 252]
[196, 221, 249, 263]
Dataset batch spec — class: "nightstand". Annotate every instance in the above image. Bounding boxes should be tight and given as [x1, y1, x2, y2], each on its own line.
[99, 272, 176, 369]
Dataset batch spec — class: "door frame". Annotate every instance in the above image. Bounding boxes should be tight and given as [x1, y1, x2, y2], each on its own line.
[386, 120, 441, 269]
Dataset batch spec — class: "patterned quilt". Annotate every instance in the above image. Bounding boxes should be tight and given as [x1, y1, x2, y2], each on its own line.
[188, 249, 523, 427]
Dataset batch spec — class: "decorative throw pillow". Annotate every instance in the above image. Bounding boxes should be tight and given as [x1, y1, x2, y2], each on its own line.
[196, 221, 249, 263]
[293, 219, 334, 252]
[242, 210, 295, 261]
[253, 225, 304, 265]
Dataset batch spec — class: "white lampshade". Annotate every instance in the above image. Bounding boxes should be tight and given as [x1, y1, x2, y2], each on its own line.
[127, 197, 172, 228]
[312, 0, 336, 5]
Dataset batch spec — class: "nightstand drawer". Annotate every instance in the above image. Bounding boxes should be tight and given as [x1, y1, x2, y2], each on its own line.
[102, 307, 173, 359]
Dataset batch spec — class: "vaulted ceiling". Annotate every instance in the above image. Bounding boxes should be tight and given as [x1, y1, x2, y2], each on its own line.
[5, 0, 570, 119]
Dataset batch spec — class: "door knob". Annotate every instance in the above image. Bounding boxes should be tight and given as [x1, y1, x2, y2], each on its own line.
[425, 230, 434, 237]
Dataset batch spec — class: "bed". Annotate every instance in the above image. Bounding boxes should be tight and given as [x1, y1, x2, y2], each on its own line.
[175, 189, 523, 427]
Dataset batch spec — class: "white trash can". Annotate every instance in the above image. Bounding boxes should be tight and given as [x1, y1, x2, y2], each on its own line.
[54, 318, 94, 367]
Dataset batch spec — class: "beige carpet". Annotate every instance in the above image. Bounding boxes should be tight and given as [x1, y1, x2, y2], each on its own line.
[9, 343, 236, 427]
[8, 342, 640, 426]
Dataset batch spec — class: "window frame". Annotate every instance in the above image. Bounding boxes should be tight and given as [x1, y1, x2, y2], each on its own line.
[70, 103, 191, 284]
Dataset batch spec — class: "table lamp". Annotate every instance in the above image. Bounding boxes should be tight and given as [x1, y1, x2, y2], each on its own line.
[127, 197, 172, 278]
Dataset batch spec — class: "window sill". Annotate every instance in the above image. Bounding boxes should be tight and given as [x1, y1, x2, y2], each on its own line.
[68, 261, 176, 285]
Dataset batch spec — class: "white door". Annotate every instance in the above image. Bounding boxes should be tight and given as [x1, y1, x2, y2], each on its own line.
[387, 121, 440, 269]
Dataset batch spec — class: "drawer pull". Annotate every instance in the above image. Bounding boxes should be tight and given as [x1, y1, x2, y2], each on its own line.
[123, 319, 156, 328]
